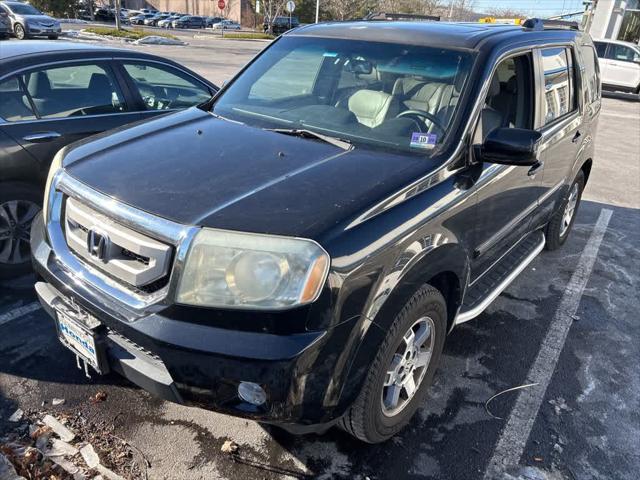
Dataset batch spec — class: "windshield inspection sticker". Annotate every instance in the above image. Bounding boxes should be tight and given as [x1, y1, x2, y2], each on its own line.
[410, 132, 437, 150]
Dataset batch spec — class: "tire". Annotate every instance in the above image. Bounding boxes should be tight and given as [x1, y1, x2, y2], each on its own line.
[0, 182, 43, 279]
[340, 284, 447, 443]
[545, 170, 585, 251]
[14, 23, 27, 40]
[48, 35, 58, 40]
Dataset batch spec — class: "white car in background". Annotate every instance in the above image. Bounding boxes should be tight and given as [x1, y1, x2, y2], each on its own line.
[594, 39, 640, 95]
[212, 19, 241, 30]
[158, 14, 181, 28]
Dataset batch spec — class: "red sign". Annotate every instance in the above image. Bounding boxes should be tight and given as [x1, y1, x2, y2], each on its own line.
[218, 0, 225, 10]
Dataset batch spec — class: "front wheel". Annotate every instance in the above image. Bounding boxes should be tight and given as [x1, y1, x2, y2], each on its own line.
[0, 182, 43, 279]
[14, 23, 27, 40]
[340, 284, 447, 443]
[545, 170, 585, 251]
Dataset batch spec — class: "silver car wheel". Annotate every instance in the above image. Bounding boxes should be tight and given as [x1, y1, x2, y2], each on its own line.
[0, 200, 40, 265]
[381, 316, 435, 417]
[560, 182, 579, 237]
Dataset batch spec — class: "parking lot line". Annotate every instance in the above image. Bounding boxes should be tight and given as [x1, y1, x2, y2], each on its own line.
[0, 302, 41, 327]
[483, 208, 613, 479]
[599, 111, 640, 120]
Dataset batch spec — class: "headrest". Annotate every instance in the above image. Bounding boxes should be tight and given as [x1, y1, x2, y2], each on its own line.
[88, 73, 111, 92]
[488, 74, 501, 97]
[28, 72, 52, 97]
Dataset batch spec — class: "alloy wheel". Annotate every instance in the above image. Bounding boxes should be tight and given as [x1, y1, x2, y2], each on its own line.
[381, 316, 435, 417]
[14, 24, 25, 40]
[0, 200, 40, 265]
[560, 183, 579, 237]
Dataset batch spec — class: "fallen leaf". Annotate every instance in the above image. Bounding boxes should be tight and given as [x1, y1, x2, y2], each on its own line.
[220, 440, 239, 454]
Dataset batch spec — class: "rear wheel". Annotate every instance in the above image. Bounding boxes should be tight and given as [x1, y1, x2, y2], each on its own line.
[14, 23, 26, 40]
[340, 284, 447, 443]
[0, 183, 42, 279]
[545, 170, 585, 251]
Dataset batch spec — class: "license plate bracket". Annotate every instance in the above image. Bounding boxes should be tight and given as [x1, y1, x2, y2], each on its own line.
[54, 304, 109, 375]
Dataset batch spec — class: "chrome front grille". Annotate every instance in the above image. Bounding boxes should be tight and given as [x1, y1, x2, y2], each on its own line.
[64, 197, 172, 289]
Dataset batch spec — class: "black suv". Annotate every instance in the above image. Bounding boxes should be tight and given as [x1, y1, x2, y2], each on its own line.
[265, 15, 299, 35]
[32, 19, 601, 443]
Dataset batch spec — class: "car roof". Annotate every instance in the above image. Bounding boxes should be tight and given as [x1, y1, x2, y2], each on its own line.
[290, 21, 579, 51]
[593, 38, 640, 48]
[0, 41, 129, 60]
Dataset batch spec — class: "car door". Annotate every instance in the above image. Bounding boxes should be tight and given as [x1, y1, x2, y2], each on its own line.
[116, 60, 215, 116]
[0, 60, 143, 168]
[603, 43, 640, 89]
[533, 46, 583, 226]
[469, 51, 543, 281]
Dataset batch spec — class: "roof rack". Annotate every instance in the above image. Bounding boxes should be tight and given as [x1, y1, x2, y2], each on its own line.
[522, 18, 580, 31]
[363, 12, 440, 22]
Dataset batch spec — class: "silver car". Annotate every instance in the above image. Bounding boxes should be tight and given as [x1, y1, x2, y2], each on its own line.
[0, 1, 61, 40]
[0, 9, 10, 38]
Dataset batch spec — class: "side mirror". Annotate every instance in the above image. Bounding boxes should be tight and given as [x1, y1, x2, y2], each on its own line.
[479, 127, 542, 166]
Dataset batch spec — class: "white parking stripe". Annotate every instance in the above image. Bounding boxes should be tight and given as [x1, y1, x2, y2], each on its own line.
[483, 208, 613, 479]
[599, 111, 640, 120]
[0, 302, 42, 327]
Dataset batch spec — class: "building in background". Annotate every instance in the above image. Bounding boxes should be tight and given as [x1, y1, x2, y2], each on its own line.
[588, 0, 640, 44]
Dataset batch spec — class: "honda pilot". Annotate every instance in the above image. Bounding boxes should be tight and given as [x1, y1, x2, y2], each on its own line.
[31, 19, 600, 443]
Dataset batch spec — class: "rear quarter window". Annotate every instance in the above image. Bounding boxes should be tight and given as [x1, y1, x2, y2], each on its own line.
[579, 44, 601, 105]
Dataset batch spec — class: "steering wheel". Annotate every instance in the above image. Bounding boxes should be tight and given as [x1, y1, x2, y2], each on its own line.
[396, 109, 447, 135]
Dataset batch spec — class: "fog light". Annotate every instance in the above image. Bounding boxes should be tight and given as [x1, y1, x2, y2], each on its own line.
[238, 382, 267, 406]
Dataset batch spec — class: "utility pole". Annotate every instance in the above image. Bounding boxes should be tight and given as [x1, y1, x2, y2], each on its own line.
[114, 0, 121, 29]
[315, 0, 319, 23]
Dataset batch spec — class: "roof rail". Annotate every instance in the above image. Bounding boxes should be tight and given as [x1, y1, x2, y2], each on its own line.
[522, 18, 580, 31]
[363, 12, 440, 22]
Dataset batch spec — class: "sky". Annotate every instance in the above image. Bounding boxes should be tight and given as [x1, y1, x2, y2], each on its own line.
[471, 0, 586, 18]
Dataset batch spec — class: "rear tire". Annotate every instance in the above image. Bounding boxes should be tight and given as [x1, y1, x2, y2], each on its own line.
[0, 182, 42, 279]
[340, 284, 447, 443]
[545, 170, 585, 251]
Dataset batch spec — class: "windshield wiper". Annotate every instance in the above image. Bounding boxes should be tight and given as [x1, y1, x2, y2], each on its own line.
[265, 128, 353, 151]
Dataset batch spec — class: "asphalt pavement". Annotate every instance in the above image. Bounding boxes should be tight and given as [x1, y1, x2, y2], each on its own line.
[0, 32, 639, 480]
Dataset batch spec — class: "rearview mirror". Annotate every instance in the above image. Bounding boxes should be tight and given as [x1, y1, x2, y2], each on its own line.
[347, 58, 373, 75]
[479, 128, 542, 166]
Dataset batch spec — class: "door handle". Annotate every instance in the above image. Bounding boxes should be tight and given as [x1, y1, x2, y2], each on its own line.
[527, 161, 544, 177]
[22, 132, 61, 143]
[571, 131, 582, 144]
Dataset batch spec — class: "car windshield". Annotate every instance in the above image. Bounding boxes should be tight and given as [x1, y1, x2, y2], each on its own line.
[7, 3, 42, 14]
[212, 36, 473, 155]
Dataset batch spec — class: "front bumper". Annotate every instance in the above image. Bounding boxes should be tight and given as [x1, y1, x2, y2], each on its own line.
[25, 24, 61, 35]
[31, 214, 358, 432]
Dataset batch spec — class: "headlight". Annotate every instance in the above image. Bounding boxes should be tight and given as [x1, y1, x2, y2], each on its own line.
[42, 151, 63, 222]
[177, 229, 330, 309]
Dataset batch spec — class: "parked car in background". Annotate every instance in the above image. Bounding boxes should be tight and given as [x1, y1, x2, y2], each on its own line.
[264, 15, 299, 35]
[93, 7, 114, 22]
[130, 13, 154, 25]
[205, 16, 223, 28]
[212, 19, 240, 30]
[144, 13, 169, 26]
[594, 39, 640, 95]
[158, 14, 181, 28]
[172, 15, 205, 29]
[0, 41, 218, 277]
[0, 1, 61, 40]
[0, 9, 9, 39]
[30, 19, 600, 443]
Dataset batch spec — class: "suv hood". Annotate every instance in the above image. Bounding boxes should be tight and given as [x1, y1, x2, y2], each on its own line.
[21, 15, 57, 23]
[63, 108, 436, 240]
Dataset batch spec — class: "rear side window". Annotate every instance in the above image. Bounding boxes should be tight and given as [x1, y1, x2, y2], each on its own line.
[580, 45, 601, 105]
[541, 47, 576, 126]
[23, 63, 126, 119]
[123, 62, 212, 110]
[0, 77, 37, 122]
[594, 42, 608, 57]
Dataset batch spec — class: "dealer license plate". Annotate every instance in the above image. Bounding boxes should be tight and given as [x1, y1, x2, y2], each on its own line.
[56, 310, 101, 370]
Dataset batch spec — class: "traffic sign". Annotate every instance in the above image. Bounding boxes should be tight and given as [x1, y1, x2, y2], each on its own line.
[285, 0, 295, 13]
[218, 0, 225, 10]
